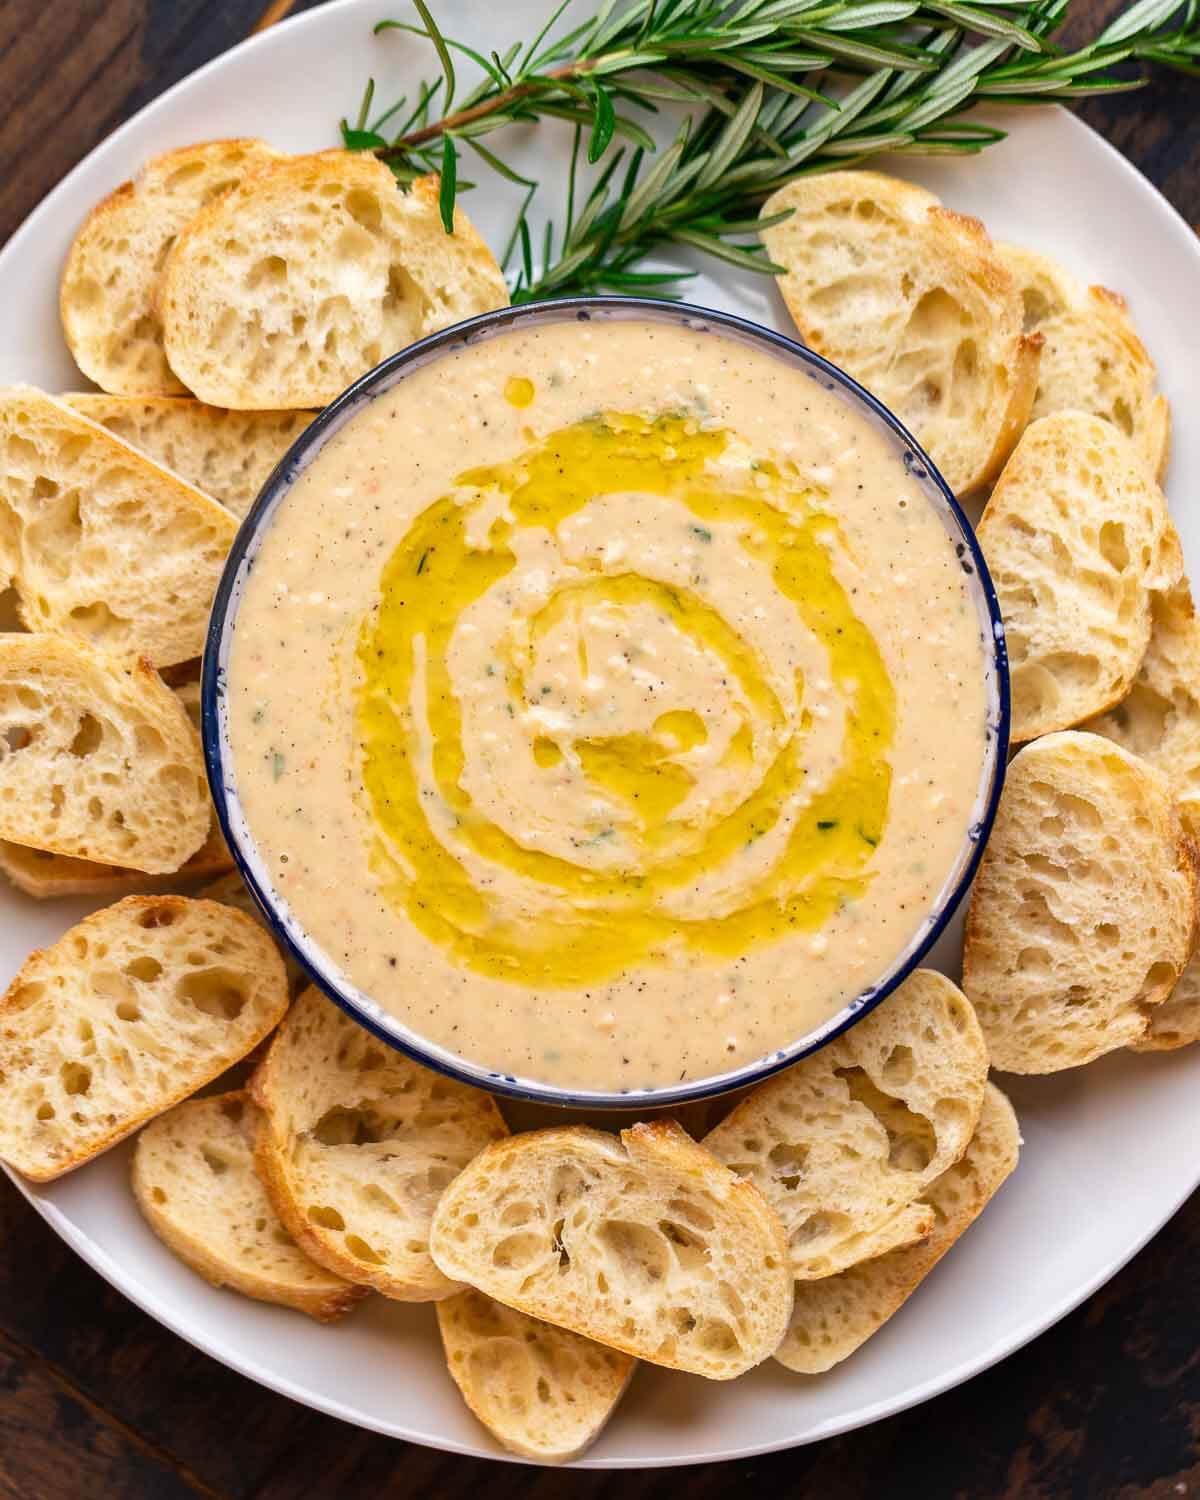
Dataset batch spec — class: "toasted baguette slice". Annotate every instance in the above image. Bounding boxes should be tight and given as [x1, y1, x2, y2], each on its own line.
[65, 395, 315, 519]
[774, 1084, 1019, 1373]
[0, 896, 288, 1180]
[702, 970, 988, 1280]
[132, 1091, 365, 1321]
[760, 171, 1040, 496]
[1085, 579, 1200, 830]
[60, 139, 287, 395]
[437, 1289, 635, 1462]
[0, 635, 209, 874]
[249, 988, 508, 1300]
[159, 153, 509, 409]
[429, 1120, 792, 1380]
[0, 822, 230, 899]
[978, 411, 1182, 742]
[0, 389, 238, 666]
[998, 243, 1169, 480]
[199, 872, 305, 995]
[962, 732, 1196, 1071]
[0, 676, 229, 896]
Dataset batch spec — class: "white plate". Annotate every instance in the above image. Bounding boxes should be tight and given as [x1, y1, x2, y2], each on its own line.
[1, 0, 1199, 1469]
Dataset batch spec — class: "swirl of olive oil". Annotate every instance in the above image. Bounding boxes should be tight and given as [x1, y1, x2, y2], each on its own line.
[355, 407, 896, 986]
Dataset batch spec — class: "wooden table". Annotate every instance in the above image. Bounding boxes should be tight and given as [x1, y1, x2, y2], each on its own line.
[1, 2, 1199, 1494]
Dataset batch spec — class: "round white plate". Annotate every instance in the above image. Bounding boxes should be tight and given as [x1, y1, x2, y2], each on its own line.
[2, 0, 1199, 1469]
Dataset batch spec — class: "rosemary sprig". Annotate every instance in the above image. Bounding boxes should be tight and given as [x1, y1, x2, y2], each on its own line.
[342, 0, 1200, 289]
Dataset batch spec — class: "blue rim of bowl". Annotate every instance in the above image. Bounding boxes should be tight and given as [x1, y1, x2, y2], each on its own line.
[202, 294, 1010, 1111]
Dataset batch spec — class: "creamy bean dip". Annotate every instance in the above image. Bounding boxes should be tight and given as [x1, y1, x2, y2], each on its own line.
[227, 317, 989, 1091]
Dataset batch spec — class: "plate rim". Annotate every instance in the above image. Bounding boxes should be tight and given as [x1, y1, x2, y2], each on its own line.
[2, 0, 1199, 1468]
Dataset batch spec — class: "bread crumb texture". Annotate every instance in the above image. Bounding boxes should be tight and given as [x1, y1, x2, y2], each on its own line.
[963, 731, 1196, 1071]
[429, 1119, 792, 1380]
[979, 411, 1181, 742]
[0, 896, 288, 1180]
[249, 987, 508, 1301]
[775, 1083, 1019, 1372]
[158, 153, 509, 408]
[65, 395, 315, 519]
[999, 242, 1169, 480]
[760, 170, 1040, 496]
[704, 968, 988, 1279]
[133, 1091, 366, 1321]
[437, 1287, 634, 1462]
[60, 138, 286, 395]
[0, 635, 209, 873]
[0, 388, 238, 666]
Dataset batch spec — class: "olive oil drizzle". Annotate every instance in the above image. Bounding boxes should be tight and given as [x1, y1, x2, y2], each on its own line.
[355, 412, 896, 986]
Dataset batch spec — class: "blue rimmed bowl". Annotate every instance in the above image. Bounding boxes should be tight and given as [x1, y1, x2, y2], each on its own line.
[201, 295, 1009, 1112]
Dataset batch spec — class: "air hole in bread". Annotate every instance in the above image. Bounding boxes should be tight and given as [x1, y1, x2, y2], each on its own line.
[68, 601, 125, 640]
[834, 1066, 935, 1172]
[492, 1232, 545, 1271]
[658, 1220, 707, 1272]
[177, 967, 248, 1020]
[201, 1147, 229, 1176]
[596, 1220, 671, 1286]
[766, 1141, 808, 1190]
[245, 255, 287, 291]
[3, 725, 32, 752]
[36, 1101, 55, 1121]
[7, 981, 45, 1012]
[68, 713, 103, 758]
[697, 1318, 741, 1356]
[358, 1181, 400, 1215]
[60, 1060, 91, 1095]
[665, 1196, 714, 1233]
[1137, 961, 1176, 1001]
[344, 188, 382, 232]
[311, 1104, 383, 1146]
[551, 1217, 570, 1270]
[344, 1233, 384, 1264]
[125, 955, 163, 983]
[138, 904, 177, 929]
[308, 1204, 345, 1231]
[1099, 521, 1130, 572]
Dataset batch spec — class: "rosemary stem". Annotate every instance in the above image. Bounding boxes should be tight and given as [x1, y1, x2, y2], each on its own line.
[379, 59, 596, 157]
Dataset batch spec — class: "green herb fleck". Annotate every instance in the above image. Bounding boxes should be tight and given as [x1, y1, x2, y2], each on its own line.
[817, 819, 838, 832]
[690, 524, 713, 544]
[416, 549, 430, 575]
[858, 827, 879, 847]
[271, 752, 286, 780]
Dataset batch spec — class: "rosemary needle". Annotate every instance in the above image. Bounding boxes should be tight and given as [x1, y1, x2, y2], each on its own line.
[341, 0, 1200, 297]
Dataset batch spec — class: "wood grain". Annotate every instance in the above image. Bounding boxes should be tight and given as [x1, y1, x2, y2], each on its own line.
[1, 1, 1200, 1495]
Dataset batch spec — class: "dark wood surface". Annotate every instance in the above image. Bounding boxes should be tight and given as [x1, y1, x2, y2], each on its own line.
[2, 1, 1200, 1494]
